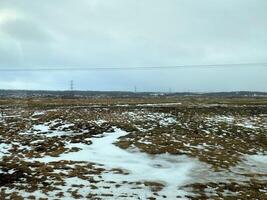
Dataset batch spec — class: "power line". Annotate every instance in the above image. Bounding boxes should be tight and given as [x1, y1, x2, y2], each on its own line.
[0, 62, 266, 72]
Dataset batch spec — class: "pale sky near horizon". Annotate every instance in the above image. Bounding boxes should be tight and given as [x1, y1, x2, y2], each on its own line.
[0, 0, 266, 92]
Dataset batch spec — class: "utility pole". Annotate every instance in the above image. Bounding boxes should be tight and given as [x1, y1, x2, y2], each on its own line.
[70, 80, 74, 98]
[134, 86, 137, 93]
[70, 80, 74, 91]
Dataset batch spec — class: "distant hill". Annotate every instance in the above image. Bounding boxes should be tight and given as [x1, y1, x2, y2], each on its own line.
[0, 90, 266, 99]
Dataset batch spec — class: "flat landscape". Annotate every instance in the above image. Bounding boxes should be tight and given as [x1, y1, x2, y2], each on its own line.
[0, 97, 266, 199]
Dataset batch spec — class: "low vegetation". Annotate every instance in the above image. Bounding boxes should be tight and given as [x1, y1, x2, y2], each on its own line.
[0, 97, 266, 199]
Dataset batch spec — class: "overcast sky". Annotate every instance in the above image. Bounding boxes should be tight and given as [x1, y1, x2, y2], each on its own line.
[0, 0, 266, 92]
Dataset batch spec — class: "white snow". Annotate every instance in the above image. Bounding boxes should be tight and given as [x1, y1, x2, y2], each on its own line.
[20, 121, 77, 137]
[0, 143, 12, 159]
[206, 115, 235, 123]
[246, 154, 267, 164]
[93, 119, 107, 126]
[32, 111, 46, 117]
[121, 111, 177, 130]
[205, 115, 264, 130]
[236, 121, 257, 129]
[137, 102, 182, 107]
[33, 128, 199, 199]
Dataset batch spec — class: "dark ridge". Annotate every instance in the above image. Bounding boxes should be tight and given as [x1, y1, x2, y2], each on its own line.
[0, 89, 267, 99]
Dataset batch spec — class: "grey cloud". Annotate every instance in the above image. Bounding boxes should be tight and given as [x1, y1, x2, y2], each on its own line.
[2, 18, 54, 43]
[0, 0, 266, 91]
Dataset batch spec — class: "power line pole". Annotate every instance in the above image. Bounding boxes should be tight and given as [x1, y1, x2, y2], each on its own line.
[70, 80, 74, 91]
[134, 86, 137, 93]
[69, 80, 74, 98]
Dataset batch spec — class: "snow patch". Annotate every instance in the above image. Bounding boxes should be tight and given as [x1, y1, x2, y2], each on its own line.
[33, 128, 199, 199]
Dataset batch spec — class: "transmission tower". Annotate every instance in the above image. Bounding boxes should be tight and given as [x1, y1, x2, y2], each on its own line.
[68, 80, 74, 98]
[70, 80, 74, 91]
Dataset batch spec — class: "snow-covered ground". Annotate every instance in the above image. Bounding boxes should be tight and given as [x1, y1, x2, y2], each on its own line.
[32, 128, 199, 199]
[0, 106, 266, 199]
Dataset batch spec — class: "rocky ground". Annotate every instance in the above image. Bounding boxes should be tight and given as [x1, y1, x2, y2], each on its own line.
[0, 98, 266, 199]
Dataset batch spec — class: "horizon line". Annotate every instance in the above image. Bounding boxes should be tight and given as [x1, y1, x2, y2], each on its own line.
[0, 89, 267, 94]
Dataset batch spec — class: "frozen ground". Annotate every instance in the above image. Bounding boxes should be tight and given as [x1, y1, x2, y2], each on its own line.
[0, 103, 266, 199]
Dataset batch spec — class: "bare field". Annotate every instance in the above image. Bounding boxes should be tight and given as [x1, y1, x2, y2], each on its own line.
[0, 97, 266, 199]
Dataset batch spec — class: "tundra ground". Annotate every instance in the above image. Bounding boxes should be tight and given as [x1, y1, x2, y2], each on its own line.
[0, 97, 266, 199]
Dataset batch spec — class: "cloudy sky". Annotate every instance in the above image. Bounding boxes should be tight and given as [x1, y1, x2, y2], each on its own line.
[0, 0, 266, 92]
